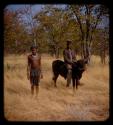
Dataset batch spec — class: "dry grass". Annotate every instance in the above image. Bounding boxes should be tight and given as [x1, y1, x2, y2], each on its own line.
[4, 54, 109, 121]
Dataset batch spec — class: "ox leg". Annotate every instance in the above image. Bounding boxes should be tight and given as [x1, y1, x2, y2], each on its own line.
[76, 79, 79, 89]
[52, 74, 59, 87]
[72, 78, 75, 93]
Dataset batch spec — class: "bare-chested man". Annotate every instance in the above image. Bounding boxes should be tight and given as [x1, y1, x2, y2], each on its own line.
[27, 45, 43, 97]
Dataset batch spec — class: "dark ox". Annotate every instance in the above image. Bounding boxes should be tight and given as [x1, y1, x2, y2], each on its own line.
[52, 59, 88, 91]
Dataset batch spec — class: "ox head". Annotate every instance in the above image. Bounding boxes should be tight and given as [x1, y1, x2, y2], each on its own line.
[77, 59, 88, 71]
[73, 59, 88, 72]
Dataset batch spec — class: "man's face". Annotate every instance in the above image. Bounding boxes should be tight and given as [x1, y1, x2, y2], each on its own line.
[67, 43, 72, 49]
[31, 48, 37, 55]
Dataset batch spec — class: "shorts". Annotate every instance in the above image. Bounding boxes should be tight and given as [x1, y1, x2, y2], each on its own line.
[30, 69, 41, 86]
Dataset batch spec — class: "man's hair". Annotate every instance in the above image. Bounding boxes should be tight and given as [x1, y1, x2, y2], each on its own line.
[66, 40, 72, 46]
[30, 45, 37, 50]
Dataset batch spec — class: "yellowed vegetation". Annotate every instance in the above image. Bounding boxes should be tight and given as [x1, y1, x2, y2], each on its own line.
[4, 54, 109, 121]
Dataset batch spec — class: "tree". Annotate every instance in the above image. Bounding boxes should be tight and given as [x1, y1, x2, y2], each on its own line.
[93, 27, 109, 64]
[66, 4, 109, 63]
[4, 4, 109, 60]
[34, 6, 66, 57]
[34, 5, 80, 58]
[17, 5, 38, 46]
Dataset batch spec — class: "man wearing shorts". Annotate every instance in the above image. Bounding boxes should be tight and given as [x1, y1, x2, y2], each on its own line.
[27, 45, 43, 97]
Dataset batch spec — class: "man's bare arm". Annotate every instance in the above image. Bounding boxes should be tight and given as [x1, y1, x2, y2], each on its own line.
[39, 56, 43, 79]
[27, 56, 31, 80]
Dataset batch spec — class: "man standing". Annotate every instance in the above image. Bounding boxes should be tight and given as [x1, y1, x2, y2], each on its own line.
[27, 45, 43, 97]
[63, 41, 76, 87]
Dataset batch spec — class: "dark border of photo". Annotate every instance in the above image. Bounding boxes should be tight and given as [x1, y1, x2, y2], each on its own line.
[0, 0, 112, 124]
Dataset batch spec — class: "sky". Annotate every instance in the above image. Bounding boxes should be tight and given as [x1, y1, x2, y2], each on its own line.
[6, 4, 43, 13]
[5, 4, 66, 15]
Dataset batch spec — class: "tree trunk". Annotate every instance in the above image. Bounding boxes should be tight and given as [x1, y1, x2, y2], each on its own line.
[81, 39, 92, 64]
[100, 49, 106, 64]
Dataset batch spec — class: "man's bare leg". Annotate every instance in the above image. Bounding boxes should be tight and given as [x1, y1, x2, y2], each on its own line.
[31, 84, 34, 96]
[35, 86, 39, 98]
[66, 69, 72, 87]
